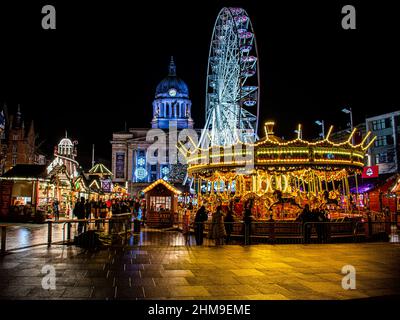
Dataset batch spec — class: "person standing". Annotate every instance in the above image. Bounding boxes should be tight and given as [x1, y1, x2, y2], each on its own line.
[243, 200, 253, 245]
[194, 205, 208, 245]
[299, 204, 313, 243]
[210, 205, 226, 245]
[99, 199, 108, 231]
[111, 199, 121, 233]
[134, 199, 140, 216]
[53, 199, 60, 221]
[74, 197, 86, 234]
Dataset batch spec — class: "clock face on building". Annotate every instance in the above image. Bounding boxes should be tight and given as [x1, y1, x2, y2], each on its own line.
[168, 88, 177, 97]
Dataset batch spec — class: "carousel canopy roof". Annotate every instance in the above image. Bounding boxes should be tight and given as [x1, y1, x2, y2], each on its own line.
[184, 122, 376, 179]
[0, 164, 48, 180]
[142, 179, 182, 195]
[88, 163, 113, 176]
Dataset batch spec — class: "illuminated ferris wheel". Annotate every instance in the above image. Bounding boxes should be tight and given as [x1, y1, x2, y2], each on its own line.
[201, 7, 260, 147]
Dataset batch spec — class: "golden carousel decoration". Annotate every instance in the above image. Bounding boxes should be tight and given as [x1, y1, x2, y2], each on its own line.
[180, 121, 376, 220]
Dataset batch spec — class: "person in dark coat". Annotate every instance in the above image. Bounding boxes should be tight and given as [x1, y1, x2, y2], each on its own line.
[299, 204, 313, 243]
[194, 205, 208, 245]
[210, 206, 226, 245]
[84, 199, 91, 219]
[111, 199, 122, 233]
[134, 199, 140, 216]
[224, 209, 234, 244]
[243, 199, 254, 245]
[74, 197, 86, 234]
[84, 199, 92, 231]
[53, 199, 60, 221]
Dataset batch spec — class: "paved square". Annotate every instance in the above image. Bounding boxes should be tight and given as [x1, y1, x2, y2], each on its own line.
[1, 243, 399, 300]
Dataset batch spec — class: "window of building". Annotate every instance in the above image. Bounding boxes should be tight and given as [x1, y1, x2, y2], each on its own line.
[372, 119, 386, 131]
[374, 136, 387, 147]
[13, 134, 18, 140]
[375, 153, 388, 164]
[149, 196, 171, 211]
[12, 144, 17, 152]
[12, 156, 17, 166]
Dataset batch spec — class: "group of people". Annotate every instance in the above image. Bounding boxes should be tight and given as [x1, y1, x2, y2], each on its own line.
[72, 197, 144, 234]
[296, 204, 330, 243]
[190, 205, 235, 246]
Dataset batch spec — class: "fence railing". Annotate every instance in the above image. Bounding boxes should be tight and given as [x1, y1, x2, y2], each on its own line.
[1, 218, 398, 253]
[0, 213, 135, 253]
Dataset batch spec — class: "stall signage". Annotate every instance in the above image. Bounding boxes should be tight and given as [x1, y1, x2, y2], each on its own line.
[362, 165, 379, 178]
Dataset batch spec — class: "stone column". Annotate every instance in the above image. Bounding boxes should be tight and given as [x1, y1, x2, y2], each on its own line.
[128, 146, 134, 182]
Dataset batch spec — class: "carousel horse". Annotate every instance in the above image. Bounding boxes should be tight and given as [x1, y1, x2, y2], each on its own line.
[322, 190, 339, 207]
[270, 190, 303, 210]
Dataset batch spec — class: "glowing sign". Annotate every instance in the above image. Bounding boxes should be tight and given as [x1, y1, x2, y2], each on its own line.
[137, 157, 146, 166]
[135, 168, 148, 180]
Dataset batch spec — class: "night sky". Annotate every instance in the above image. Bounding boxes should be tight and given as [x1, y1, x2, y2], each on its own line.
[1, 0, 399, 169]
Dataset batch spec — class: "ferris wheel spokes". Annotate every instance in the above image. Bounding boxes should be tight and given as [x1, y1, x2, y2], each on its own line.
[202, 7, 260, 148]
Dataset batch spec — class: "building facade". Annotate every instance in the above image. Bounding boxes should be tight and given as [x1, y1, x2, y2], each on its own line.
[0, 105, 46, 175]
[111, 58, 196, 194]
[365, 111, 400, 174]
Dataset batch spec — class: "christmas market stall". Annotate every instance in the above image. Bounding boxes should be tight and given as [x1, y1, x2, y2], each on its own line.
[391, 175, 400, 226]
[142, 179, 182, 228]
[85, 163, 113, 201]
[0, 164, 52, 222]
[72, 174, 91, 202]
[365, 175, 397, 213]
[47, 158, 73, 219]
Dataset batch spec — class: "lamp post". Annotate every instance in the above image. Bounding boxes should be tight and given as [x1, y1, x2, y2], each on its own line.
[315, 120, 325, 138]
[342, 107, 354, 144]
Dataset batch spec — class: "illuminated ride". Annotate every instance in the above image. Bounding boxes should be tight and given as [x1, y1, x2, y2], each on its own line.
[184, 122, 376, 219]
[180, 7, 376, 220]
[200, 7, 260, 147]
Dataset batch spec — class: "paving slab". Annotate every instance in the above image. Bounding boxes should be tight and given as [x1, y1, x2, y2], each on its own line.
[1, 242, 399, 300]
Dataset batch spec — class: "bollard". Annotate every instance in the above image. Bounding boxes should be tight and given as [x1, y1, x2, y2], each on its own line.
[1, 226, 6, 254]
[47, 221, 52, 246]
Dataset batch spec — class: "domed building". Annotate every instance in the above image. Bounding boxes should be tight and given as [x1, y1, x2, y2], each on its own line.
[53, 133, 79, 179]
[111, 57, 198, 194]
[152, 57, 194, 129]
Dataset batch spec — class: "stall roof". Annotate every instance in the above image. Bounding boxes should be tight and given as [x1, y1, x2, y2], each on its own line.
[0, 164, 48, 180]
[88, 163, 113, 176]
[142, 179, 182, 195]
[391, 175, 400, 193]
[368, 174, 398, 194]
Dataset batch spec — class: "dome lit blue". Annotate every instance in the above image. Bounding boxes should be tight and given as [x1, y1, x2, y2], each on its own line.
[155, 57, 189, 98]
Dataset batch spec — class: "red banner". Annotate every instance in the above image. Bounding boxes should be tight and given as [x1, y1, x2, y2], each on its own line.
[362, 165, 379, 178]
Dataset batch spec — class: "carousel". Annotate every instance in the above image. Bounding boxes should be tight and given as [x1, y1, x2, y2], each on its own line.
[184, 122, 376, 220]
